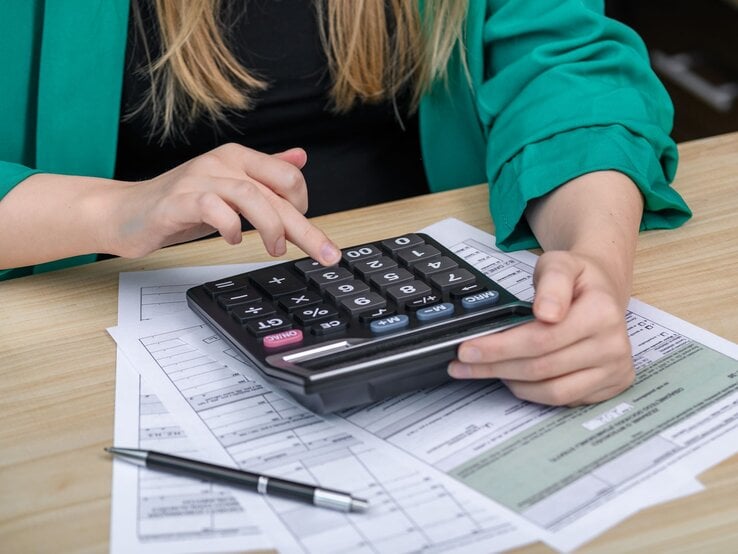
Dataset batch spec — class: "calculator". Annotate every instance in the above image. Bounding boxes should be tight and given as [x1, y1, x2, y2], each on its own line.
[186, 233, 533, 413]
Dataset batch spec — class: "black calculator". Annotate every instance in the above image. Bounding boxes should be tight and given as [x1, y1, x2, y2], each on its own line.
[186, 233, 533, 413]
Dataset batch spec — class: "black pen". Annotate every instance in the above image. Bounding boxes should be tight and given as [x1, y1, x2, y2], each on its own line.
[106, 447, 369, 513]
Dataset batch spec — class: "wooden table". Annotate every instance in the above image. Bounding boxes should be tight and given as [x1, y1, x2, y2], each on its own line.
[1, 133, 737, 552]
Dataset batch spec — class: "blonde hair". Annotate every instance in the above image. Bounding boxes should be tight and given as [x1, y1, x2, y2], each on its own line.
[131, 0, 468, 141]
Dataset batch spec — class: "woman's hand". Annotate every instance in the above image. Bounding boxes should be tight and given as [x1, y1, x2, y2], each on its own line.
[104, 143, 341, 265]
[448, 170, 644, 407]
[448, 250, 634, 406]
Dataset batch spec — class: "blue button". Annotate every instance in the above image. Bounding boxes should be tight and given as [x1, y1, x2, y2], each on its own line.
[370, 314, 410, 334]
[462, 290, 500, 310]
[416, 302, 455, 322]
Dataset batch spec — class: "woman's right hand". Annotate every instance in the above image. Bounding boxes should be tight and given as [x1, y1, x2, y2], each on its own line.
[105, 143, 342, 265]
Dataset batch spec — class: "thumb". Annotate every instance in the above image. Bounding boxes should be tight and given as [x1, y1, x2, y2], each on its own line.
[532, 251, 582, 323]
[273, 147, 307, 169]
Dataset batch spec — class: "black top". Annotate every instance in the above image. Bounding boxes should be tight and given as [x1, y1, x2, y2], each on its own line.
[114, 0, 429, 218]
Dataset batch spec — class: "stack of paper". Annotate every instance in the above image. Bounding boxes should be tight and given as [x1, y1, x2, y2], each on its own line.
[108, 218, 738, 553]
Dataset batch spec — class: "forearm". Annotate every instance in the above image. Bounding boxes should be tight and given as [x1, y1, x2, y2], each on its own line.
[0, 173, 118, 268]
[525, 170, 644, 306]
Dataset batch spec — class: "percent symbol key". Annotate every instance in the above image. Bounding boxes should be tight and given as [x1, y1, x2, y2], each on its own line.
[295, 304, 339, 325]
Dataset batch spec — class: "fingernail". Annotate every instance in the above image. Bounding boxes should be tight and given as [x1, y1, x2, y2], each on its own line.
[537, 297, 561, 319]
[274, 237, 286, 256]
[321, 242, 341, 265]
[448, 363, 472, 379]
[459, 346, 481, 363]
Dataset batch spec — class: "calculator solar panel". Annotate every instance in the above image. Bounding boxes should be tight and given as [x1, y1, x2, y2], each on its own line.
[186, 233, 533, 412]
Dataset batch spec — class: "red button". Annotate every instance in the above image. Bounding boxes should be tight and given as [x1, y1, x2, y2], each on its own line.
[263, 329, 303, 349]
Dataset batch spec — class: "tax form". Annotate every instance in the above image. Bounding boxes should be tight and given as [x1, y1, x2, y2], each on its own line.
[111, 264, 289, 554]
[336, 219, 738, 551]
[111, 266, 535, 553]
[110, 218, 738, 551]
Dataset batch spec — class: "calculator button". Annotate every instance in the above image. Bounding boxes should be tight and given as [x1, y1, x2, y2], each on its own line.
[359, 307, 395, 323]
[396, 245, 441, 266]
[309, 267, 354, 290]
[263, 329, 303, 350]
[451, 283, 487, 298]
[369, 268, 414, 292]
[231, 302, 275, 322]
[294, 258, 330, 277]
[340, 292, 387, 316]
[413, 256, 458, 279]
[203, 277, 249, 298]
[217, 287, 261, 309]
[416, 302, 455, 322]
[406, 294, 442, 311]
[381, 234, 425, 256]
[247, 315, 292, 336]
[279, 290, 323, 312]
[294, 304, 339, 326]
[385, 280, 432, 307]
[324, 280, 370, 303]
[249, 267, 306, 298]
[430, 268, 476, 293]
[312, 316, 349, 336]
[353, 256, 398, 278]
[461, 290, 500, 310]
[370, 314, 410, 335]
[342, 245, 382, 267]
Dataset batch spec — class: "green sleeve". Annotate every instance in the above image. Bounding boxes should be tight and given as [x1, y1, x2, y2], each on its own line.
[477, 0, 691, 251]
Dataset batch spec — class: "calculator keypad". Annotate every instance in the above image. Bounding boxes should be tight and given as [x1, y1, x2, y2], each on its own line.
[197, 233, 509, 349]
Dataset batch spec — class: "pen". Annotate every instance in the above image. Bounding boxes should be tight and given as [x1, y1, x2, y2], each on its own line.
[105, 447, 369, 513]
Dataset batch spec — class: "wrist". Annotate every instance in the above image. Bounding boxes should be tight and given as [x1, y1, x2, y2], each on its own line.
[76, 177, 130, 256]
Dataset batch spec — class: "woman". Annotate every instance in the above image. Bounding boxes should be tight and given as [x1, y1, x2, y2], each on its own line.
[0, 0, 690, 406]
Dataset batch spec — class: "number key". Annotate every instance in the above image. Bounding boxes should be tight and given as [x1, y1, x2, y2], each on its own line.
[342, 245, 382, 267]
[396, 244, 441, 266]
[413, 256, 458, 279]
[324, 280, 370, 303]
[381, 234, 424, 256]
[309, 267, 354, 290]
[369, 268, 414, 292]
[430, 268, 476, 293]
[385, 280, 432, 307]
[340, 292, 387, 316]
[353, 256, 398, 278]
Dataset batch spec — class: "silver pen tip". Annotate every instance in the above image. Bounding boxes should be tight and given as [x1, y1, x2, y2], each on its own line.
[351, 498, 369, 513]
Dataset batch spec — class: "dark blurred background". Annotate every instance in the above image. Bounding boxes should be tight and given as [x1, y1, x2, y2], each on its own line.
[606, 0, 738, 141]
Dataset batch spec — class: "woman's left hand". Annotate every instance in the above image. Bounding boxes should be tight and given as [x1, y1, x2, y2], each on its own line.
[448, 249, 635, 406]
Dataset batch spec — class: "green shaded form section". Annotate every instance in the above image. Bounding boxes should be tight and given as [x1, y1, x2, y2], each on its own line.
[450, 342, 738, 519]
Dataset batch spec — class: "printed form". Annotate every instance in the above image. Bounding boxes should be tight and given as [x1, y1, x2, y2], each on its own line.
[111, 266, 534, 553]
[111, 264, 292, 554]
[110, 218, 738, 552]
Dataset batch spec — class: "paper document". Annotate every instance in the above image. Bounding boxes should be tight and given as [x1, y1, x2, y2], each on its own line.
[334, 219, 738, 550]
[111, 265, 288, 554]
[111, 266, 534, 553]
[110, 218, 738, 552]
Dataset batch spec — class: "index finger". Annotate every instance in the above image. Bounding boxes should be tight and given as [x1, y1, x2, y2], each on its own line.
[264, 191, 341, 266]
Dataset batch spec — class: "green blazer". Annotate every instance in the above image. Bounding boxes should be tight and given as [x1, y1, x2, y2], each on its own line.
[0, 0, 691, 280]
